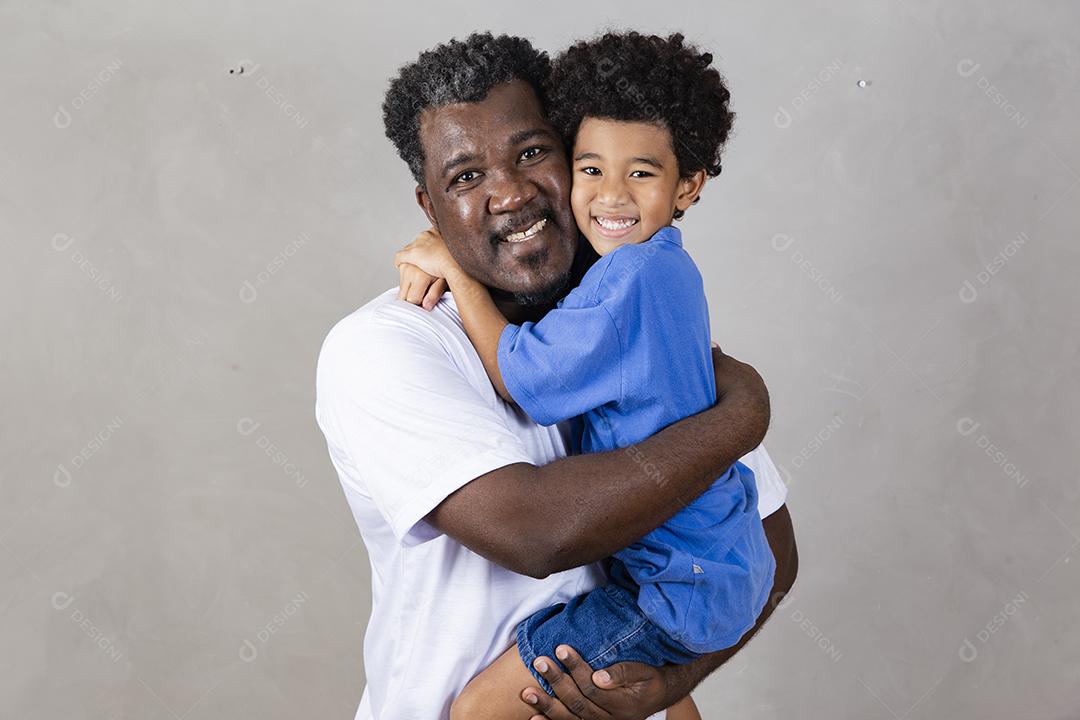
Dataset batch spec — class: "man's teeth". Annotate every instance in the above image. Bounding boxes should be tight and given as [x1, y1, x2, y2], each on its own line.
[504, 218, 547, 243]
[595, 217, 638, 230]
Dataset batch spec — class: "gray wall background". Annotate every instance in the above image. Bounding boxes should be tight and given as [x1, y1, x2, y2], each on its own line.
[2, 0, 1077, 718]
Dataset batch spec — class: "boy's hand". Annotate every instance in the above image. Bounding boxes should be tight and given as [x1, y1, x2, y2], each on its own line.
[519, 645, 667, 720]
[394, 228, 463, 284]
[397, 262, 447, 310]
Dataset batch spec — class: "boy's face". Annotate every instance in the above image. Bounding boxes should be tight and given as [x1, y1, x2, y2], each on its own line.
[571, 117, 705, 256]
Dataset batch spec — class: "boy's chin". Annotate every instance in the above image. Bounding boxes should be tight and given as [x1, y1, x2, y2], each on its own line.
[586, 234, 633, 256]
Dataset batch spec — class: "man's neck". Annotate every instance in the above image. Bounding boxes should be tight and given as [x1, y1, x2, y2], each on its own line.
[488, 238, 599, 324]
[494, 296, 553, 325]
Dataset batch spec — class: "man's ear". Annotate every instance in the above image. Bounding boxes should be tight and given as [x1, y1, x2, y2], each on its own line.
[675, 170, 708, 213]
[415, 185, 439, 230]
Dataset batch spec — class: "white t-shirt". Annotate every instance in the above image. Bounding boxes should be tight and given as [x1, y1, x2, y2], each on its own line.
[314, 288, 788, 720]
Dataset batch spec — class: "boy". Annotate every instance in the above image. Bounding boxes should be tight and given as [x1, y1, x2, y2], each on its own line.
[395, 32, 774, 719]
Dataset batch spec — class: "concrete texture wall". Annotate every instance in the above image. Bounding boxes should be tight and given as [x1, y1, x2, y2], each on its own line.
[2, 0, 1077, 717]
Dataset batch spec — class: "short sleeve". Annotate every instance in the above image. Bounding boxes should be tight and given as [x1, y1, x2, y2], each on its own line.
[739, 444, 789, 518]
[497, 292, 623, 427]
[315, 306, 535, 547]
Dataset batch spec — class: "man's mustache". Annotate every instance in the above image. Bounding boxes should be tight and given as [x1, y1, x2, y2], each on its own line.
[489, 207, 558, 245]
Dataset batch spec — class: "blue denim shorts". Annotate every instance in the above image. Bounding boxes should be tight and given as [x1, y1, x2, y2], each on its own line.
[515, 581, 703, 696]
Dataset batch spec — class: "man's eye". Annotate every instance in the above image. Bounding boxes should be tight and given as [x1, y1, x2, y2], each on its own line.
[519, 146, 546, 161]
[579, 166, 602, 176]
[454, 170, 480, 184]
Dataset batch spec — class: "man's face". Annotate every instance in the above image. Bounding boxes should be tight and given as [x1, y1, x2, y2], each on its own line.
[415, 80, 578, 304]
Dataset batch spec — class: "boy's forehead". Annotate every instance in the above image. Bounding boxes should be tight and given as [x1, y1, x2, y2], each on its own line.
[574, 116, 678, 160]
[577, 117, 673, 144]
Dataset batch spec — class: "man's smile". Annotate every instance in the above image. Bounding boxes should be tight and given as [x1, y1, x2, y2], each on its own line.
[503, 218, 548, 243]
[493, 210, 557, 251]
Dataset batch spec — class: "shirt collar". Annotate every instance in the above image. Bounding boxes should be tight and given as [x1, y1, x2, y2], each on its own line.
[648, 225, 683, 247]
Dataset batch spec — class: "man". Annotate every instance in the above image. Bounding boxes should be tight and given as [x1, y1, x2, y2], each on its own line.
[314, 33, 797, 720]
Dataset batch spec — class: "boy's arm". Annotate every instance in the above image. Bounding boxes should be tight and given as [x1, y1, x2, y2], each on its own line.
[396, 228, 621, 420]
[444, 266, 513, 402]
[395, 229, 514, 401]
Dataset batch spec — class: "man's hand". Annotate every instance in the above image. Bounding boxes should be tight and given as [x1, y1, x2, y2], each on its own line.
[710, 342, 770, 450]
[394, 227, 463, 282]
[519, 645, 667, 720]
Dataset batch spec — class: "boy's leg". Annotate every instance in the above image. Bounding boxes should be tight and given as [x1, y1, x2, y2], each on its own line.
[665, 695, 702, 720]
[450, 644, 540, 720]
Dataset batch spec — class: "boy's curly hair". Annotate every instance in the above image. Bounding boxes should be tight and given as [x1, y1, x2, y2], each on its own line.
[382, 32, 551, 187]
[547, 32, 735, 217]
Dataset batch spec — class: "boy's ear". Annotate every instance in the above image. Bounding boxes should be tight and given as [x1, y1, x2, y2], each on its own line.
[675, 170, 708, 213]
[415, 185, 440, 230]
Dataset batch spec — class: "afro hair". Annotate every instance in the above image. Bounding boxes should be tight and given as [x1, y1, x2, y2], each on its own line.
[547, 32, 735, 216]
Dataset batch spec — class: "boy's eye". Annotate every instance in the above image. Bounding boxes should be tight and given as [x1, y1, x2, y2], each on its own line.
[519, 146, 546, 161]
[630, 170, 654, 178]
[579, 166, 602, 176]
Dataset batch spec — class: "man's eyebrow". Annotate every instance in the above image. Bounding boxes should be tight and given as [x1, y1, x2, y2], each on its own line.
[440, 151, 480, 179]
[439, 128, 556, 179]
[509, 127, 557, 146]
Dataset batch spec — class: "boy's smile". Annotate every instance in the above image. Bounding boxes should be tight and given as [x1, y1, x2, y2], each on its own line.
[571, 117, 705, 256]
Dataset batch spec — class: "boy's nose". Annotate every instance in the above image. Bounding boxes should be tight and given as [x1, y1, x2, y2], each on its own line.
[597, 176, 629, 207]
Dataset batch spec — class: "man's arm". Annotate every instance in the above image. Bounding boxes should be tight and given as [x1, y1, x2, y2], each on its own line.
[424, 346, 770, 579]
[655, 503, 798, 706]
[518, 504, 799, 719]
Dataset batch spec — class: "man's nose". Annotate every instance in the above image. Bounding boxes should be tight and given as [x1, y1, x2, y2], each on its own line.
[488, 168, 538, 215]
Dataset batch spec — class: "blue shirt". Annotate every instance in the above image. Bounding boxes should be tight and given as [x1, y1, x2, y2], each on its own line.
[497, 226, 776, 653]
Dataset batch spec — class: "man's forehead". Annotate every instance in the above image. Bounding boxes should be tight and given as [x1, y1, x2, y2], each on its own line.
[418, 80, 551, 160]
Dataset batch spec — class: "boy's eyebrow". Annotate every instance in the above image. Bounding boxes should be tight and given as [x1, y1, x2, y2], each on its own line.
[574, 151, 666, 170]
[631, 155, 665, 169]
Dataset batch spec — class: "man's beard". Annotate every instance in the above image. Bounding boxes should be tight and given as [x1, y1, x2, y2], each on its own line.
[489, 234, 595, 308]
[509, 265, 573, 307]
[485, 209, 574, 308]
[488, 250, 573, 308]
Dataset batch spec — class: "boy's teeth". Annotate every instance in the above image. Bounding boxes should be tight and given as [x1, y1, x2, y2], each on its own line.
[504, 218, 547, 243]
[596, 217, 638, 230]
